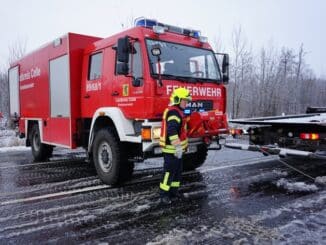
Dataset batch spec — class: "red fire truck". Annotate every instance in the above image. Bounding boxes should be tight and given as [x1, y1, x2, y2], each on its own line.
[9, 18, 229, 184]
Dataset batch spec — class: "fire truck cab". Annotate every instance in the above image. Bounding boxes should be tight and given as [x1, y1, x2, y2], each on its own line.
[9, 18, 229, 185]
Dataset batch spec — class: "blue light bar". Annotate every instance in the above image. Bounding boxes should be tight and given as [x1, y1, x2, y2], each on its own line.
[191, 31, 200, 38]
[135, 18, 158, 28]
[135, 17, 201, 38]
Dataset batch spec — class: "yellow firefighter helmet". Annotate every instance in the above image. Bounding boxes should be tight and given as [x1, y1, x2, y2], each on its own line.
[170, 87, 192, 105]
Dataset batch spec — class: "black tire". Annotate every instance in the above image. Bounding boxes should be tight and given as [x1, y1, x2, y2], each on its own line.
[92, 128, 134, 185]
[30, 124, 53, 161]
[183, 144, 208, 171]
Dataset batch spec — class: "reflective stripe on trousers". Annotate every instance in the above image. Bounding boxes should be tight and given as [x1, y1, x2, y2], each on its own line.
[160, 172, 170, 191]
[160, 153, 183, 196]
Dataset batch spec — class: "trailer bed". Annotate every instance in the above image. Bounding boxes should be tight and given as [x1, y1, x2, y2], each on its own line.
[230, 113, 326, 126]
[226, 110, 326, 159]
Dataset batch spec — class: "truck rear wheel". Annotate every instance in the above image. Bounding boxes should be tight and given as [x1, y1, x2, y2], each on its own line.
[93, 128, 134, 185]
[30, 124, 53, 161]
[183, 144, 208, 171]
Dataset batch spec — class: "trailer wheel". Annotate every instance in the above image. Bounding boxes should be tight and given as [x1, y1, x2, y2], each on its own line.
[183, 144, 208, 171]
[30, 124, 53, 161]
[92, 129, 134, 185]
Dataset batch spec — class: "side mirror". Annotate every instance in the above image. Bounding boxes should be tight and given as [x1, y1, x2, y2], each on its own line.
[215, 52, 229, 84]
[222, 74, 229, 83]
[117, 36, 130, 63]
[116, 63, 129, 75]
[132, 78, 142, 87]
[222, 54, 229, 73]
[222, 54, 229, 84]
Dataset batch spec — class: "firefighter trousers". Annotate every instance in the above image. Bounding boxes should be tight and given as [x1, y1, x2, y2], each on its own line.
[160, 153, 183, 198]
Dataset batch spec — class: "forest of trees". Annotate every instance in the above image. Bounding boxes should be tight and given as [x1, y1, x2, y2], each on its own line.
[0, 27, 325, 121]
[226, 27, 326, 119]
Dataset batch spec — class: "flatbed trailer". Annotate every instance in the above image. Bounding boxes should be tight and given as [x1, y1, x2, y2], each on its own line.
[225, 107, 326, 159]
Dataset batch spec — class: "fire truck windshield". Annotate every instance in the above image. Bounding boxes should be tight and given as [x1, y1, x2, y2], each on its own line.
[146, 39, 221, 83]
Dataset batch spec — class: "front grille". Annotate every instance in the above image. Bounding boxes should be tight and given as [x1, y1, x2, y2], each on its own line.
[185, 100, 213, 113]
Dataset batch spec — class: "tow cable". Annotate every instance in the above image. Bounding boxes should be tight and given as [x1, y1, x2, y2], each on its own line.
[223, 136, 325, 185]
[258, 147, 317, 182]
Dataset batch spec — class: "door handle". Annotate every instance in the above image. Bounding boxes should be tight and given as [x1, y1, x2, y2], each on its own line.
[84, 94, 90, 99]
[111, 91, 119, 96]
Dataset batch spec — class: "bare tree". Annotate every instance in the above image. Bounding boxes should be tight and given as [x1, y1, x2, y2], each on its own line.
[294, 44, 304, 112]
[258, 44, 282, 116]
[229, 26, 253, 118]
[120, 15, 136, 30]
[235, 47, 254, 118]
[213, 33, 226, 54]
[7, 38, 27, 65]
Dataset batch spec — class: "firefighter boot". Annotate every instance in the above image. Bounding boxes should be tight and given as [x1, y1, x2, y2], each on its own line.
[160, 196, 172, 205]
[169, 187, 184, 201]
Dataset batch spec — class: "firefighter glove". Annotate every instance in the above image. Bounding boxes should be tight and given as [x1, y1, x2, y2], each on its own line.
[174, 144, 183, 159]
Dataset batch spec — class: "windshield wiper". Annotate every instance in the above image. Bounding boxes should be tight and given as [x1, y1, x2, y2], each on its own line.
[183, 76, 209, 83]
[160, 74, 188, 82]
[161, 74, 210, 83]
[190, 77, 223, 84]
[165, 74, 217, 84]
[153, 73, 221, 84]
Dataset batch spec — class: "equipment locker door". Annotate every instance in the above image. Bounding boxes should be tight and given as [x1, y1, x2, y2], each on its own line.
[45, 54, 72, 147]
[9, 66, 20, 117]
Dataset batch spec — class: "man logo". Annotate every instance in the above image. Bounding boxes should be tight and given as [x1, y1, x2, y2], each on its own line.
[187, 102, 204, 108]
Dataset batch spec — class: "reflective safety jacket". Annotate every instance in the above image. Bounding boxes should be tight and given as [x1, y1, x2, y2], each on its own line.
[159, 105, 188, 154]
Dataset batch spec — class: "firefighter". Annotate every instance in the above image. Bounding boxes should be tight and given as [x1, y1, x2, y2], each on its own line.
[159, 87, 192, 204]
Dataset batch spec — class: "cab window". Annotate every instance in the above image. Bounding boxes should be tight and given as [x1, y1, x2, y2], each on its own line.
[88, 52, 103, 80]
[115, 42, 143, 79]
[132, 42, 142, 79]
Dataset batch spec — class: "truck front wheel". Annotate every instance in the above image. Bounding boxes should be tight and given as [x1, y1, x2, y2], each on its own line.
[92, 129, 134, 185]
[30, 124, 53, 161]
[183, 144, 208, 171]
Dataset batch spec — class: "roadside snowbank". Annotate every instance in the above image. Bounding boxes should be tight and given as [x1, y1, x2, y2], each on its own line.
[315, 176, 326, 186]
[0, 146, 30, 153]
[0, 129, 25, 148]
[276, 178, 319, 193]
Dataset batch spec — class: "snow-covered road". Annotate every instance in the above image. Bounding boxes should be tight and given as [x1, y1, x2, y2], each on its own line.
[0, 130, 325, 244]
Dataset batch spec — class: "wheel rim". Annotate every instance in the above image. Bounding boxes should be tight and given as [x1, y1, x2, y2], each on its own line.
[97, 141, 113, 173]
[33, 131, 40, 152]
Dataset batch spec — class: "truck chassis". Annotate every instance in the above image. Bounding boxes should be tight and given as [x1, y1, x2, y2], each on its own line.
[226, 107, 326, 159]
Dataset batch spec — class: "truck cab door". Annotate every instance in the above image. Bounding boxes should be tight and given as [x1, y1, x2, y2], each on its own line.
[112, 41, 145, 118]
[81, 50, 110, 117]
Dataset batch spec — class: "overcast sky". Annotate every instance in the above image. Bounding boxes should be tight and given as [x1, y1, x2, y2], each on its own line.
[0, 0, 325, 77]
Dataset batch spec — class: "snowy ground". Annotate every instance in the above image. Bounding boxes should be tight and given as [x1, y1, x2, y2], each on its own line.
[0, 127, 25, 148]
[0, 127, 325, 244]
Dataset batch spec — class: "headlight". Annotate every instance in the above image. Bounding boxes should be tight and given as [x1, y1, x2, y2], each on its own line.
[152, 127, 161, 139]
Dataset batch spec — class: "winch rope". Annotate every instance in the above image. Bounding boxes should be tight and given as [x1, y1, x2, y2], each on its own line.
[258, 147, 316, 181]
